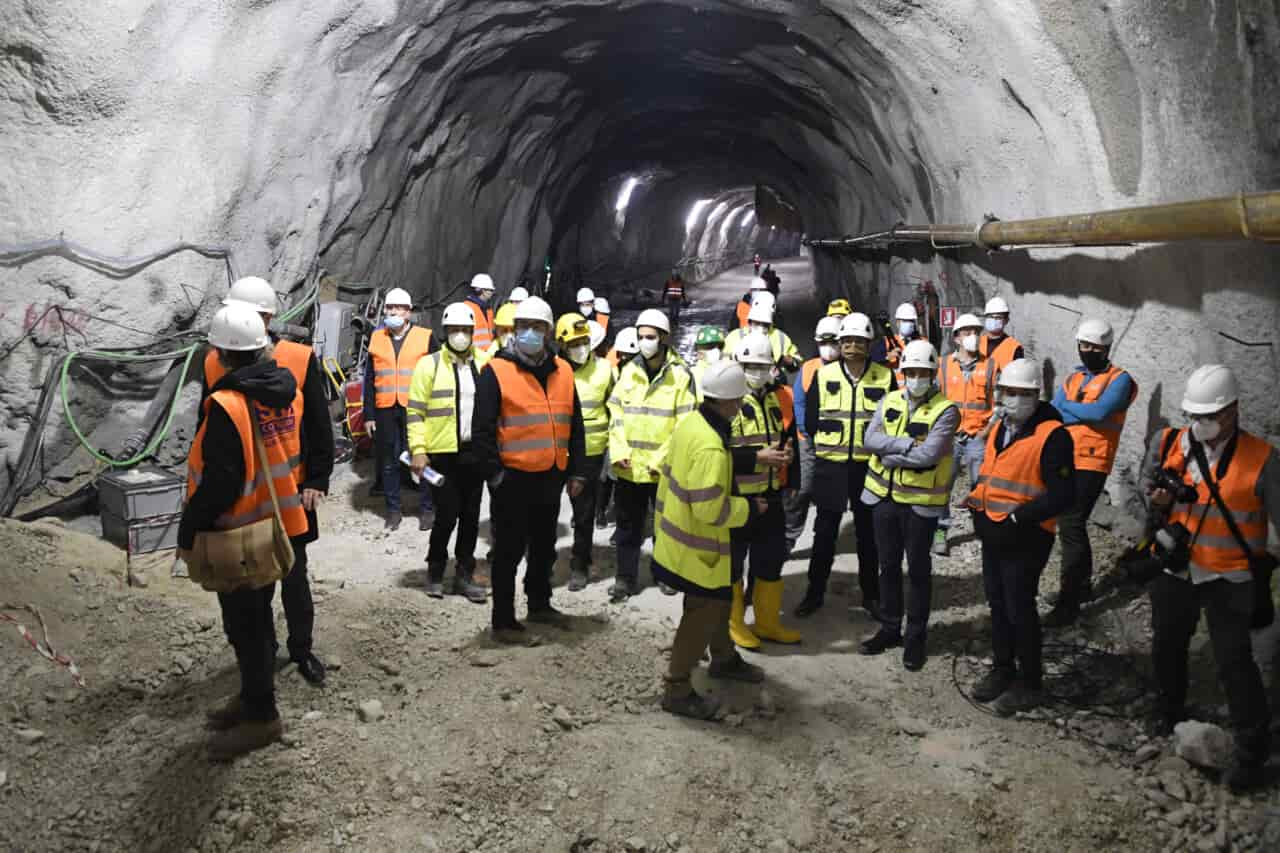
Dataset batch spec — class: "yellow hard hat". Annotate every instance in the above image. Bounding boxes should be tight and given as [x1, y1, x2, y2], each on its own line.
[495, 302, 517, 329]
[827, 298, 852, 317]
[556, 312, 590, 344]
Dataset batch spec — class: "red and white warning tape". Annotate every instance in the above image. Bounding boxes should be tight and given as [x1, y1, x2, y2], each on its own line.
[1, 603, 85, 687]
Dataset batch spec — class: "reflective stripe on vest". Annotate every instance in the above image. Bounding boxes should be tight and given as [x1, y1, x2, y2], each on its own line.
[490, 357, 575, 472]
[574, 356, 614, 457]
[1063, 366, 1137, 474]
[406, 350, 476, 454]
[607, 351, 696, 484]
[186, 389, 307, 537]
[939, 352, 995, 436]
[467, 301, 495, 350]
[812, 360, 893, 462]
[864, 390, 956, 506]
[369, 326, 432, 409]
[1162, 427, 1271, 575]
[730, 388, 792, 494]
[965, 417, 1061, 533]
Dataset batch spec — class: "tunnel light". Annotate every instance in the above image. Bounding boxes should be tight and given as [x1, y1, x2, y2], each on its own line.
[684, 199, 713, 236]
[614, 177, 641, 213]
[741, 209, 756, 227]
[720, 206, 744, 239]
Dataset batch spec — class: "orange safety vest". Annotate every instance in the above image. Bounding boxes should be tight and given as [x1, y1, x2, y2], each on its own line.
[467, 300, 496, 350]
[966, 418, 1062, 534]
[204, 342, 311, 485]
[736, 299, 751, 329]
[368, 326, 432, 409]
[598, 314, 609, 333]
[490, 357, 575, 473]
[664, 279, 685, 299]
[1063, 366, 1137, 474]
[187, 389, 308, 537]
[1160, 427, 1271, 575]
[798, 357, 823, 439]
[980, 334, 1022, 372]
[938, 352, 996, 437]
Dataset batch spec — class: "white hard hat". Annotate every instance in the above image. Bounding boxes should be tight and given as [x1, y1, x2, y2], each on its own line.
[984, 296, 1010, 316]
[1075, 317, 1114, 347]
[1181, 364, 1238, 414]
[894, 302, 918, 322]
[999, 358, 1042, 392]
[814, 316, 842, 341]
[222, 276, 278, 314]
[900, 339, 938, 371]
[471, 273, 495, 292]
[953, 312, 983, 331]
[749, 277, 768, 291]
[384, 287, 413, 308]
[838, 312, 874, 339]
[746, 301, 775, 325]
[700, 360, 748, 400]
[734, 330, 774, 366]
[615, 326, 640, 355]
[576, 287, 595, 304]
[593, 296, 611, 314]
[209, 302, 268, 351]
[750, 291, 776, 310]
[441, 302, 475, 328]
[514, 296, 554, 326]
[636, 308, 671, 334]
[587, 320, 606, 350]
[509, 286, 529, 303]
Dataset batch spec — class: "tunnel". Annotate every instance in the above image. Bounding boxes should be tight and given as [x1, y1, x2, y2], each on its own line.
[2, 1, 1280, 849]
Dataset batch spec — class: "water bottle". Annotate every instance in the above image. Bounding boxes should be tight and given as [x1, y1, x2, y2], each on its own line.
[399, 451, 446, 486]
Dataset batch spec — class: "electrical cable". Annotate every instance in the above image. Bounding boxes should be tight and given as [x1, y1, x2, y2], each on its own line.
[0, 237, 239, 283]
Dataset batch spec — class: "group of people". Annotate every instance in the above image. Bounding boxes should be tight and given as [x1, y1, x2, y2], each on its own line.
[180, 272, 1275, 792]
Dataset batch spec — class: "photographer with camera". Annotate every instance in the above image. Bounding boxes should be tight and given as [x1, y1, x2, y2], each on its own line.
[1141, 364, 1277, 793]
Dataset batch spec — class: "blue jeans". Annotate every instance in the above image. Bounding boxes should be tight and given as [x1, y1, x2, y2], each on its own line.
[939, 432, 986, 530]
[374, 404, 432, 515]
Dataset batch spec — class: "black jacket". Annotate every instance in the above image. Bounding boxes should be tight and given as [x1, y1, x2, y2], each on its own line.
[472, 349, 587, 502]
[973, 401, 1076, 543]
[180, 361, 297, 550]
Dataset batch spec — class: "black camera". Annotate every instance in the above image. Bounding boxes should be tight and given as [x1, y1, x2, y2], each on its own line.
[1150, 467, 1197, 504]
[1117, 520, 1192, 585]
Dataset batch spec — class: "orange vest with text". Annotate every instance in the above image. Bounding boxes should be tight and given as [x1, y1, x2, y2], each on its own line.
[966, 418, 1061, 534]
[1063, 366, 1137, 474]
[368, 326, 432, 409]
[490, 357, 575, 472]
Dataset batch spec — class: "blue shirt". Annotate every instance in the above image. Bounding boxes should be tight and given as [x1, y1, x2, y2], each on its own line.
[1052, 367, 1133, 425]
[792, 368, 809, 435]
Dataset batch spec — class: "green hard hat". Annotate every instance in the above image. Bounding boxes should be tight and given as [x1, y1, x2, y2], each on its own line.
[695, 326, 725, 346]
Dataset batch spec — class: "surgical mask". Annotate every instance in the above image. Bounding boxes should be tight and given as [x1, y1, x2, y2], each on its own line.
[638, 337, 661, 359]
[1001, 395, 1036, 423]
[898, 320, 916, 337]
[1191, 418, 1221, 443]
[384, 314, 406, 330]
[567, 344, 590, 365]
[818, 344, 838, 362]
[448, 331, 472, 352]
[702, 347, 722, 364]
[905, 376, 932, 398]
[1079, 348, 1110, 374]
[984, 317, 1005, 334]
[960, 333, 979, 353]
[744, 367, 772, 390]
[515, 328, 544, 356]
[579, 303, 594, 315]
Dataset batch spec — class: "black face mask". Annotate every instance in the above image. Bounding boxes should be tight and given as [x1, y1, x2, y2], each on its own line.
[1079, 348, 1110, 374]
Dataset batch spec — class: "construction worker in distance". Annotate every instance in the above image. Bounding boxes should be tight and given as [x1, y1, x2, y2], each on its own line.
[826, 298, 852, 319]
[965, 358, 1075, 717]
[691, 325, 726, 394]
[607, 308, 698, 600]
[786, 316, 842, 553]
[728, 331, 801, 648]
[507, 285, 529, 307]
[463, 273, 498, 352]
[556, 312, 615, 591]
[1044, 317, 1138, 627]
[933, 312, 996, 558]
[576, 287, 596, 320]
[859, 340, 959, 670]
[734, 276, 770, 329]
[1141, 364, 1276, 793]
[979, 296, 1024, 371]
[798, 312, 896, 618]
[753, 253, 762, 275]
[406, 302, 488, 604]
[592, 296, 611, 332]
[879, 302, 922, 383]
[472, 296, 588, 643]
[723, 299, 801, 372]
[653, 359, 769, 720]
[200, 276, 334, 687]
[364, 288, 435, 531]
[182, 303, 302, 759]
[663, 271, 687, 327]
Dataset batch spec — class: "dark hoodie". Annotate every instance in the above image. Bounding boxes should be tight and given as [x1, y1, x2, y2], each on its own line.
[972, 400, 1076, 542]
[179, 360, 297, 550]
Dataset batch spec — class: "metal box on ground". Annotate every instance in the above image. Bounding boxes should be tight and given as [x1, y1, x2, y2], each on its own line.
[98, 465, 186, 520]
[314, 301, 356, 371]
[101, 511, 181, 555]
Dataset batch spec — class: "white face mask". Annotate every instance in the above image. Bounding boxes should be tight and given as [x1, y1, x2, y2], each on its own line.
[702, 347, 722, 364]
[905, 376, 932, 398]
[744, 367, 772, 390]
[447, 331, 472, 352]
[984, 317, 1005, 334]
[638, 337, 660, 359]
[818, 343, 838, 362]
[898, 320, 916, 337]
[960, 333, 979, 353]
[567, 344, 590, 365]
[1191, 418, 1221, 443]
[579, 303, 594, 315]
[1001, 395, 1036, 423]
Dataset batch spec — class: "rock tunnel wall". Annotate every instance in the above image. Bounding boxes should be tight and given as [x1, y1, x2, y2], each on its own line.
[1, 0, 1278, 507]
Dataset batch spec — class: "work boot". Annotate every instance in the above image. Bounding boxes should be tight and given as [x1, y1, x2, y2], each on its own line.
[384, 510, 403, 531]
[751, 580, 801, 644]
[453, 572, 488, 604]
[205, 696, 244, 731]
[1223, 763, 1266, 794]
[1041, 601, 1080, 628]
[568, 558, 589, 592]
[207, 718, 284, 762]
[728, 581, 760, 650]
[971, 667, 1016, 703]
[491, 620, 528, 645]
[609, 578, 637, 602]
[859, 629, 902, 656]
[902, 638, 926, 672]
[708, 652, 765, 683]
[294, 653, 326, 686]
[661, 688, 721, 721]
[991, 680, 1044, 717]
[527, 604, 573, 630]
[418, 508, 434, 531]
[793, 587, 824, 618]
[425, 562, 447, 598]
[932, 529, 949, 556]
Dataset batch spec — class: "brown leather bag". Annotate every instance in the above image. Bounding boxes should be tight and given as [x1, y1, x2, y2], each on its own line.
[185, 414, 295, 593]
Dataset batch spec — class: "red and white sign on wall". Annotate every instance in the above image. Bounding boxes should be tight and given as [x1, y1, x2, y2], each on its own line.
[939, 306, 957, 327]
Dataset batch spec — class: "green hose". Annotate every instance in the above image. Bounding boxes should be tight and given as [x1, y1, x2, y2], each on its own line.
[277, 280, 320, 323]
[59, 344, 201, 467]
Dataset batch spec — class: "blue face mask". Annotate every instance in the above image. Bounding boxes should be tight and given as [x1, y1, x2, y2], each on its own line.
[384, 314, 406, 330]
[515, 327, 544, 355]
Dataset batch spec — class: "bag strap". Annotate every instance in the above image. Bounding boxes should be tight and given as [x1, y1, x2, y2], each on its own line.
[249, 411, 288, 531]
[1189, 437, 1257, 560]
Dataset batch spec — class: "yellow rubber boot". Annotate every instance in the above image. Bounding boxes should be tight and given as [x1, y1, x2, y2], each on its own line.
[729, 581, 761, 650]
[752, 579, 802, 644]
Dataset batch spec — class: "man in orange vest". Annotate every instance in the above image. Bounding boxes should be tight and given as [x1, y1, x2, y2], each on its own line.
[472, 296, 587, 643]
[1044, 318, 1137, 626]
[933, 313, 996, 557]
[1143, 365, 1276, 792]
[965, 359, 1075, 717]
[364, 288, 435, 530]
[200, 276, 335, 685]
[978, 296, 1024, 372]
[464, 273, 498, 351]
[733, 276, 769, 329]
[180, 303, 303, 760]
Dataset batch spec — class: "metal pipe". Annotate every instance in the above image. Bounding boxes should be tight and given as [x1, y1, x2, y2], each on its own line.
[806, 191, 1280, 250]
